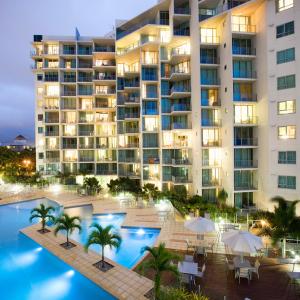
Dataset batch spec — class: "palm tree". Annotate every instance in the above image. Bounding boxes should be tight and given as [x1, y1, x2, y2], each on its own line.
[83, 177, 102, 195]
[258, 196, 300, 258]
[29, 203, 55, 233]
[54, 213, 82, 247]
[84, 224, 122, 269]
[138, 243, 181, 299]
[217, 188, 228, 208]
[143, 183, 160, 201]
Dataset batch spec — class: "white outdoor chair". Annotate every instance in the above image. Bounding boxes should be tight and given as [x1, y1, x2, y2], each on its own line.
[250, 260, 260, 280]
[185, 239, 194, 253]
[225, 257, 235, 273]
[238, 268, 251, 284]
[196, 246, 207, 257]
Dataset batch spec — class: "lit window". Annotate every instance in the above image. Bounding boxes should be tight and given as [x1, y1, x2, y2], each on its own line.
[37, 87, 44, 95]
[46, 85, 59, 96]
[276, 0, 293, 12]
[46, 44, 59, 55]
[200, 28, 218, 44]
[142, 51, 158, 65]
[234, 105, 256, 124]
[144, 117, 158, 132]
[278, 125, 296, 139]
[64, 125, 76, 136]
[278, 100, 296, 114]
[232, 16, 254, 33]
[202, 128, 220, 146]
[160, 29, 170, 43]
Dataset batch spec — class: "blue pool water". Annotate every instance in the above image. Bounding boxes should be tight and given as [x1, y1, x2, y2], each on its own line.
[65, 205, 160, 268]
[0, 199, 115, 300]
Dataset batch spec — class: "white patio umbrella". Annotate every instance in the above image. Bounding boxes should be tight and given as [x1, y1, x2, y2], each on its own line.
[222, 230, 263, 261]
[184, 217, 215, 239]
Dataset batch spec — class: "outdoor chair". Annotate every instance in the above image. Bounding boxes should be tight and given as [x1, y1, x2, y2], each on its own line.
[225, 257, 235, 275]
[180, 273, 190, 286]
[238, 268, 251, 284]
[185, 239, 194, 253]
[193, 263, 206, 285]
[184, 255, 194, 262]
[249, 260, 260, 280]
[196, 246, 207, 257]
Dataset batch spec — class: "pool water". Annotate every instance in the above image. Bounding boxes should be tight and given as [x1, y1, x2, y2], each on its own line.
[65, 206, 160, 268]
[0, 199, 115, 300]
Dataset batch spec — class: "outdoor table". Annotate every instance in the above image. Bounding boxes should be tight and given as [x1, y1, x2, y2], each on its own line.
[178, 261, 198, 275]
[233, 257, 251, 269]
[279, 258, 300, 272]
[178, 261, 198, 289]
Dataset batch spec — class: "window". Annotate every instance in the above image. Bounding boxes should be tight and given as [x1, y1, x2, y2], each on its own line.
[278, 151, 296, 164]
[37, 74, 43, 81]
[276, 0, 293, 12]
[38, 153, 44, 159]
[231, 16, 253, 33]
[278, 175, 296, 189]
[277, 75, 295, 90]
[200, 28, 218, 44]
[276, 21, 294, 38]
[278, 125, 296, 139]
[278, 100, 296, 114]
[38, 114, 43, 121]
[277, 48, 295, 64]
[38, 127, 43, 134]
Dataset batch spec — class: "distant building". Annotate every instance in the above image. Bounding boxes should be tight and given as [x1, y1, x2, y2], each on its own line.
[6, 135, 34, 152]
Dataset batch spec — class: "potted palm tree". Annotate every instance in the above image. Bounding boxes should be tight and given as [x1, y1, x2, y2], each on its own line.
[258, 196, 300, 258]
[84, 224, 122, 272]
[83, 177, 102, 196]
[54, 213, 82, 249]
[138, 243, 181, 300]
[143, 183, 160, 201]
[29, 203, 55, 233]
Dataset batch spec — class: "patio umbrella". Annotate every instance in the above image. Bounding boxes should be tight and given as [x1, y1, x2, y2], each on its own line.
[222, 230, 263, 261]
[184, 217, 215, 239]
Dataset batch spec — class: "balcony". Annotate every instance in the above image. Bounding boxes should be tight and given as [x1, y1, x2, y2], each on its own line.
[200, 36, 220, 45]
[78, 76, 93, 83]
[201, 77, 220, 86]
[234, 116, 258, 125]
[234, 182, 258, 191]
[174, 7, 190, 15]
[120, 142, 139, 148]
[233, 93, 257, 102]
[78, 62, 93, 69]
[200, 56, 219, 65]
[45, 131, 59, 137]
[119, 157, 140, 163]
[202, 179, 221, 187]
[172, 158, 191, 165]
[94, 74, 116, 81]
[233, 71, 256, 80]
[94, 46, 115, 53]
[232, 24, 256, 34]
[171, 103, 191, 113]
[171, 122, 191, 130]
[124, 96, 140, 105]
[143, 157, 160, 164]
[201, 98, 221, 107]
[79, 156, 94, 162]
[78, 131, 94, 136]
[202, 140, 221, 147]
[232, 47, 256, 56]
[94, 88, 116, 95]
[201, 118, 221, 127]
[170, 86, 191, 97]
[173, 28, 190, 36]
[234, 160, 258, 168]
[234, 138, 258, 147]
[77, 49, 92, 56]
[125, 113, 140, 119]
[96, 169, 117, 176]
[172, 176, 192, 183]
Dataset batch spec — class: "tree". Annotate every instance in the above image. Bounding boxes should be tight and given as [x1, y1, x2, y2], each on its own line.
[217, 188, 228, 208]
[258, 196, 300, 258]
[139, 243, 181, 299]
[107, 177, 141, 197]
[54, 213, 82, 247]
[143, 183, 160, 200]
[29, 203, 55, 233]
[83, 177, 102, 195]
[84, 224, 122, 269]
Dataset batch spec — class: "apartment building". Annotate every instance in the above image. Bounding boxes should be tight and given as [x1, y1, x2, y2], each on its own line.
[31, 0, 299, 212]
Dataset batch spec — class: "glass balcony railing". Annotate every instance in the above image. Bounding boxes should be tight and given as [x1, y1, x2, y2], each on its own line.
[234, 160, 258, 168]
[233, 93, 257, 102]
[172, 176, 192, 183]
[171, 103, 191, 112]
[232, 24, 256, 33]
[171, 122, 191, 130]
[201, 78, 220, 86]
[94, 46, 115, 53]
[232, 47, 256, 56]
[201, 98, 221, 106]
[173, 28, 190, 36]
[202, 179, 221, 187]
[94, 74, 116, 81]
[172, 158, 191, 165]
[170, 86, 191, 94]
[118, 170, 140, 177]
[233, 71, 256, 79]
[234, 116, 258, 125]
[202, 140, 221, 147]
[234, 182, 258, 191]
[119, 157, 140, 163]
[234, 138, 258, 146]
[174, 7, 190, 15]
[125, 113, 140, 119]
[78, 131, 94, 136]
[200, 36, 220, 44]
[201, 118, 221, 127]
[200, 56, 219, 64]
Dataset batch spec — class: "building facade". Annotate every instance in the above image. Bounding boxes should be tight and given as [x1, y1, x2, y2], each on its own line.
[32, 0, 299, 211]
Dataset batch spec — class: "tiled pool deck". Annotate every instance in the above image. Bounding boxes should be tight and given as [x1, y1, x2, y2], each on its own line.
[21, 223, 153, 300]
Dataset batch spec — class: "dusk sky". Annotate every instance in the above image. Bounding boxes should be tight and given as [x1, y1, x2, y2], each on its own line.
[0, 0, 156, 143]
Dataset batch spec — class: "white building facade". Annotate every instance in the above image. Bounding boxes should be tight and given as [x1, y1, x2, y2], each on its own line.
[32, 0, 299, 211]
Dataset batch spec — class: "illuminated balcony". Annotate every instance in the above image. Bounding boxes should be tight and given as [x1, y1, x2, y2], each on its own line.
[234, 170, 258, 191]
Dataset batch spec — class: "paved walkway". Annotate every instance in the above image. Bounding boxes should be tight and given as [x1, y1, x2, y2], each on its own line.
[21, 223, 153, 300]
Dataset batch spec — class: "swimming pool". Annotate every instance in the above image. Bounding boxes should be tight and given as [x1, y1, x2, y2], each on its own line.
[65, 205, 160, 268]
[0, 199, 115, 300]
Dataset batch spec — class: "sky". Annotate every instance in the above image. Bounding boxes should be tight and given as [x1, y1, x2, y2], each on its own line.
[0, 0, 157, 144]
